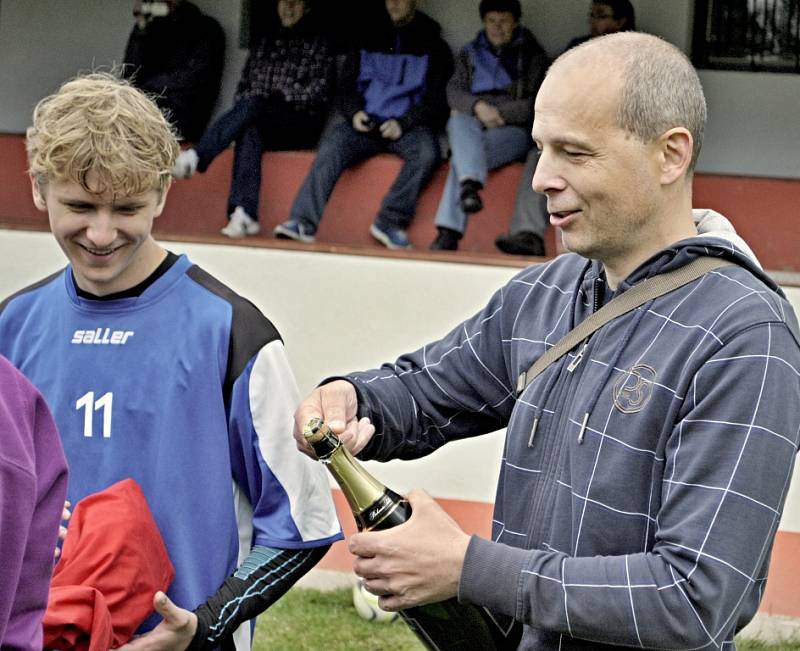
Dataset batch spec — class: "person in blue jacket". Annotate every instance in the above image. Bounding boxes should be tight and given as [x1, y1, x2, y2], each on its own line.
[430, 0, 548, 251]
[0, 72, 342, 651]
[292, 33, 800, 650]
[274, 0, 454, 250]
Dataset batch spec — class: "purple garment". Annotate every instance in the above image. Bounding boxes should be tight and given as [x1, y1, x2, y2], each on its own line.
[0, 355, 68, 651]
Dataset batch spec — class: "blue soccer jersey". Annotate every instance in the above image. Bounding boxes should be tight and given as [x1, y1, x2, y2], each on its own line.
[0, 254, 341, 645]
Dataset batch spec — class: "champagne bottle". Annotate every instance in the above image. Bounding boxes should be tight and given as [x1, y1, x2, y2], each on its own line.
[304, 418, 521, 651]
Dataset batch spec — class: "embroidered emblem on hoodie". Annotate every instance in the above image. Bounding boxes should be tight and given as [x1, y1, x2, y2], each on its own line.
[613, 364, 656, 413]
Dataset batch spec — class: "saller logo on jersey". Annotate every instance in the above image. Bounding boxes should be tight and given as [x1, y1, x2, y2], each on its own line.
[71, 328, 135, 345]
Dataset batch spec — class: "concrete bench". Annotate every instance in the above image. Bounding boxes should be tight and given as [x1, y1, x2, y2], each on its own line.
[2, 133, 798, 269]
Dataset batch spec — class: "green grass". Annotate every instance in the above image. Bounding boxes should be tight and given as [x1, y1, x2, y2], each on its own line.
[253, 587, 800, 651]
[253, 586, 424, 650]
[740, 643, 800, 651]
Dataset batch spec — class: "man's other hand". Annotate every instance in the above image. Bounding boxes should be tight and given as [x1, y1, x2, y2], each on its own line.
[349, 490, 471, 611]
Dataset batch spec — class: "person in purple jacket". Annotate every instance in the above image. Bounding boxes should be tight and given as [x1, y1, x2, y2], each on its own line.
[0, 354, 68, 651]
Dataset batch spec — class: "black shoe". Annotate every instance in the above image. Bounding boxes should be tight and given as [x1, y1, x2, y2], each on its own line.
[495, 231, 545, 256]
[430, 227, 461, 251]
[459, 180, 483, 214]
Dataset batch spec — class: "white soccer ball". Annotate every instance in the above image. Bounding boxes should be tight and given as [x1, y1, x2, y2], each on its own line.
[351, 581, 399, 623]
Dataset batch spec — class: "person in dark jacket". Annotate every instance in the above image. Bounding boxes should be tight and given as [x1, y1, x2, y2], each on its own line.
[274, 0, 454, 250]
[495, 0, 636, 256]
[171, 0, 336, 238]
[291, 32, 800, 650]
[430, 0, 548, 251]
[122, 0, 224, 142]
[0, 355, 68, 651]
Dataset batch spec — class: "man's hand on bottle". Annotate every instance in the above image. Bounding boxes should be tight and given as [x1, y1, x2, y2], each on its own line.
[293, 380, 375, 457]
[349, 489, 471, 611]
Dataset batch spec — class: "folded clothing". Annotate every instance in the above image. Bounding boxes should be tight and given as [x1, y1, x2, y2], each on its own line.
[43, 478, 174, 651]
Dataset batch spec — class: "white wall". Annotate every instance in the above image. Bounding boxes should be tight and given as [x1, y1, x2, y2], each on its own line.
[0, 0, 246, 136]
[0, 1, 797, 174]
[0, 230, 798, 531]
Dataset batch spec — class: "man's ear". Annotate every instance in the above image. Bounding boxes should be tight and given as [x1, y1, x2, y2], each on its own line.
[29, 174, 47, 211]
[153, 178, 172, 219]
[657, 127, 693, 185]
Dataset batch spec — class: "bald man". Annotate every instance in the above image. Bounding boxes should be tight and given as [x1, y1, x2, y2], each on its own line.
[291, 32, 800, 650]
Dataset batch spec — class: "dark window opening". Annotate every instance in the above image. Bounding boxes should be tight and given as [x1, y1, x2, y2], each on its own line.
[692, 0, 800, 73]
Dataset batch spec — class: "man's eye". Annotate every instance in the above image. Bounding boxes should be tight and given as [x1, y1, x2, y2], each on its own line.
[116, 207, 139, 215]
[564, 150, 586, 158]
[68, 205, 90, 213]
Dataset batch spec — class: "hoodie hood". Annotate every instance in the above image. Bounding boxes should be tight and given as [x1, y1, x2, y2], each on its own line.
[598, 208, 781, 299]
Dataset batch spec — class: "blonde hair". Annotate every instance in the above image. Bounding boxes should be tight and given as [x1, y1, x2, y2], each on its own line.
[26, 72, 179, 195]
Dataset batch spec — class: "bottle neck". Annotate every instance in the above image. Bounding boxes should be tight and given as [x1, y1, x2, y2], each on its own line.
[305, 419, 387, 514]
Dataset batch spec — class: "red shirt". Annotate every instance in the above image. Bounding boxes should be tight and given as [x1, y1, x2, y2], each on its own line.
[43, 478, 174, 650]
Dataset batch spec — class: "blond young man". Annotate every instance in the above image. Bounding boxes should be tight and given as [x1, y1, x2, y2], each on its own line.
[0, 73, 341, 651]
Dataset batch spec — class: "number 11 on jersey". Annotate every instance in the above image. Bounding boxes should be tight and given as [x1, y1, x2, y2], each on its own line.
[76, 391, 113, 438]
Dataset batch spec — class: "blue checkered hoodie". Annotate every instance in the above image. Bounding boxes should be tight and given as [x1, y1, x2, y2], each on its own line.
[348, 237, 800, 650]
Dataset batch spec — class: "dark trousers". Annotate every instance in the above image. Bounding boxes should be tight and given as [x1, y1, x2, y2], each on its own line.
[288, 122, 440, 232]
[194, 96, 325, 219]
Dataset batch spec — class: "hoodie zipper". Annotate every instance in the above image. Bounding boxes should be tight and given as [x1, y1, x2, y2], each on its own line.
[525, 276, 604, 548]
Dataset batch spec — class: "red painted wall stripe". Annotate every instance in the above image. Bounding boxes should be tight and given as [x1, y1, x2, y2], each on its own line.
[2, 134, 798, 268]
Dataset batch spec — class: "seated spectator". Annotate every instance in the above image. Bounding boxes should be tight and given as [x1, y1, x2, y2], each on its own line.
[0, 355, 68, 651]
[274, 0, 453, 250]
[122, 0, 224, 142]
[430, 0, 548, 251]
[172, 0, 335, 238]
[566, 0, 636, 49]
[495, 0, 635, 256]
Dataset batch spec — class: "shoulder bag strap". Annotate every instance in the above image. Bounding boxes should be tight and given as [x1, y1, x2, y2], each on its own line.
[515, 257, 734, 395]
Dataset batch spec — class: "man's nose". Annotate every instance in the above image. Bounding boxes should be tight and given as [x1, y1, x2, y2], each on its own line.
[531, 149, 564, 195]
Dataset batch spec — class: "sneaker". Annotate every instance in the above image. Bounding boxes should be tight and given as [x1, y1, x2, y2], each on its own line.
[459, 179, 483, 214]
[369, 223, 412, 250]
[220, 206, 260, 238]
[429, 227, 461, 251]
[494, 231, 545, 256]
[273, 220, 315, 243]
[172, 149, 199, 179]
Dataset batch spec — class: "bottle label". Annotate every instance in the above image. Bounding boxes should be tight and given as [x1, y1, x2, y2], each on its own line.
[356, 491, 411, 531]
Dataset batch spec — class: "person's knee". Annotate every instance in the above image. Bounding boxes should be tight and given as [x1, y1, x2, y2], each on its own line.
[238, 94, 266, 117]
[446, 111, 476, 138]
[413, 136, 440, 172]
